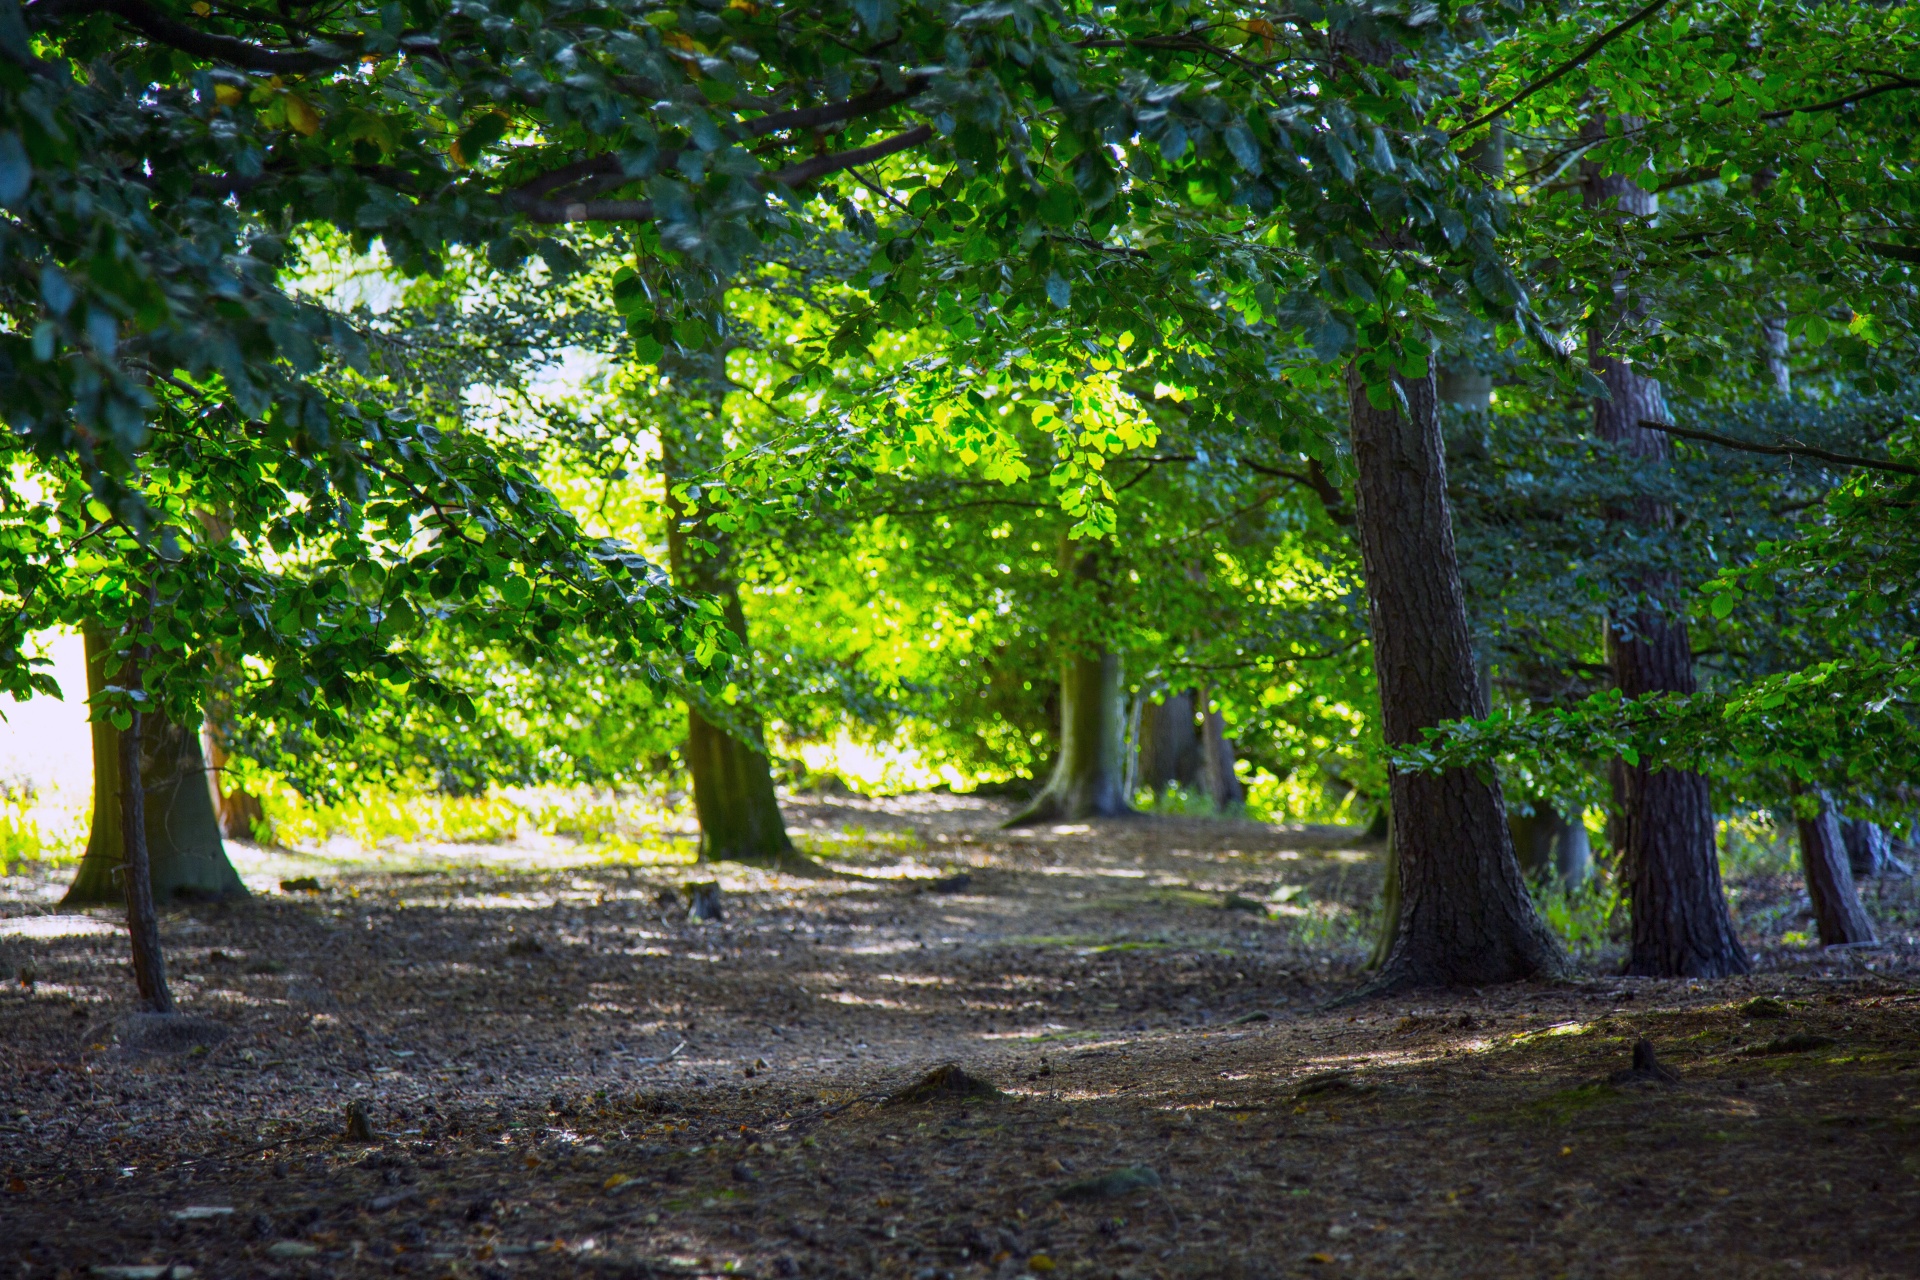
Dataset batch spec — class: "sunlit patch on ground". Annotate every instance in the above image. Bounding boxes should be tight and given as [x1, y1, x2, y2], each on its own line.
[0, 795, 1917, 1278]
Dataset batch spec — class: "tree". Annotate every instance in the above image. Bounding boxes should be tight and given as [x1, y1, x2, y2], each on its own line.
[1796, 793, 1876, 947]
[662, 408, 800, 867]
[63, 628, 245, 906]
[1001, 538, 1132, 824]
[1584, 145, 1749, 978]
[1348, 366, 1564, 990]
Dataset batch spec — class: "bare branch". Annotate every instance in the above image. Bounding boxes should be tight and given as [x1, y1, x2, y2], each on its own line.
[1450, 0, 1671, 140]
[1641, 418, 1920, 478]
[1760, 76, 1920, 121]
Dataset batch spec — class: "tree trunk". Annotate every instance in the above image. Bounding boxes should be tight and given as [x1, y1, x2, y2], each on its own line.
[1347, 364, 1564, 990]
[201, 717, 266, 842]
[1509, 803, 1592, 888]
[1586, 150, 1749, 978]
[1197, 696, 1244, 811]
[1365, 814, 1398, 971]
[1136, 690, 1201, 797]
[1135, 688, 1242, 811]
[64, 627, 246, 907]
[662, 428, 798, 869]
[1841, 818, 1892, 880]
[1798, 794, 1876, 945]
[115, 659, 174, 1013]
[1005, 649, 1133, 825]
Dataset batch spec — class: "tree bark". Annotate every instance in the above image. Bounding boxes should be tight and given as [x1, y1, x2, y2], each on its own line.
[1586, 148, 1749, 978]
[662, 428, 798, 869]
[1347, 364, 1564, 990]
[64, 627, 246, 907]
[1798, 794, 1876, 945]
[1841, 818, 1892, 879]
[201, 717, 266, 842]
[1509, 803, 1592, 889]
[1197, 695, 1244, 811]
[1135, 688, 1242, 811]
[112, 640, 173, 1012]
[1136, 690, 1201, 796]
[1005, 649, 1133, 824]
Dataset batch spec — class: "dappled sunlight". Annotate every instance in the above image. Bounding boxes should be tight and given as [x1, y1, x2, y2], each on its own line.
[0, 913, 120, 938]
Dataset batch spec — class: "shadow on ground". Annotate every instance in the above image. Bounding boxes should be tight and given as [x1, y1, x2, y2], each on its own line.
[2, 796, 1917, 1278]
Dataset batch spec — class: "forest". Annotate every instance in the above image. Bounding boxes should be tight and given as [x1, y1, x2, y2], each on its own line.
[2, 0, 1919, 1276]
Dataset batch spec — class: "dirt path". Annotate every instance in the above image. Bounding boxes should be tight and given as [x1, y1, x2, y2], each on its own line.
[3, 798, 1918, 1279]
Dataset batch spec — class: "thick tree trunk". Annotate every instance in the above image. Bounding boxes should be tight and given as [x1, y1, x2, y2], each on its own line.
[680, 593, 796, 866]
[1841, 818, 1892, 880]
[662, 428, 798, 869]
[1347, 365, 1564, 990]
[1798, 795, 1876, 945]
[64, 627, 246, 907]
[1586, 154, 1749, 978]
[1006, 650, 1133, 825]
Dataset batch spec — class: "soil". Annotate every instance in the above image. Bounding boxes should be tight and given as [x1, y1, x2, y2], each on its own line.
[3, 795, 1919, 1279]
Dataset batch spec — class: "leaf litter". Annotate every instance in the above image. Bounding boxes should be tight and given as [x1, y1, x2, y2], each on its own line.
[1, 793, 1918, 1278]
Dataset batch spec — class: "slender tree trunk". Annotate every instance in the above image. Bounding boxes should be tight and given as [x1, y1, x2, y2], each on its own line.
[1509, 804, 1592, 888]
[1586, 147, 1749, 978]
[1841, 818, 1892, 880]
[661, 426, 798, 868]
[1347, 365, 1564, 990]
[64, 627, 246, 907]
[1365, 815, 1398, 971]
[113, 642, 173, 1012]
[1762, 309, 1791, 398]
[1798, 794, 1876, 945]
[1005, 649, 1133, 824]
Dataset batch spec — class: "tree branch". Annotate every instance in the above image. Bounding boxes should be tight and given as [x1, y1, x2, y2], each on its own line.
[509, 126, 934, 224]
[31, 0, 372, 73]
[1640, 418, 1920, 477]
[1760, 76, 1920, 121]
[1450, 0, 1670, 139]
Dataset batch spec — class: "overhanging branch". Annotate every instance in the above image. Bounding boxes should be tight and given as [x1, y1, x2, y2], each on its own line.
[1640, 418, 1920, 477]
[1450, 0, 1670, 139]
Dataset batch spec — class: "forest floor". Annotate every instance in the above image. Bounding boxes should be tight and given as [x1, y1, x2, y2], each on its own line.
[3, 794, 1920, 1280]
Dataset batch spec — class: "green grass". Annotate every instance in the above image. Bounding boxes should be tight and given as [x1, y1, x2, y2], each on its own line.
[0, 786, 88, 873]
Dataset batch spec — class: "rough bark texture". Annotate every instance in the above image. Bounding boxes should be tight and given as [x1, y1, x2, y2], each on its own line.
[1799, 796, 1877, 946]
[1006, 650, 1133, 825]
[663, 433, 798, 868]
[1841, 818, 1893, 880]
[1586, 154, 1749, 979]
[1347, 365, 1564, 990]
[64, 628, 246, 907]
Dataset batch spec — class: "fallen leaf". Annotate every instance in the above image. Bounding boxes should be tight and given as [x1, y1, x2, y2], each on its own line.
[1028, 1256, 1055, 1272]
[604, 1173, 637, 1192]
